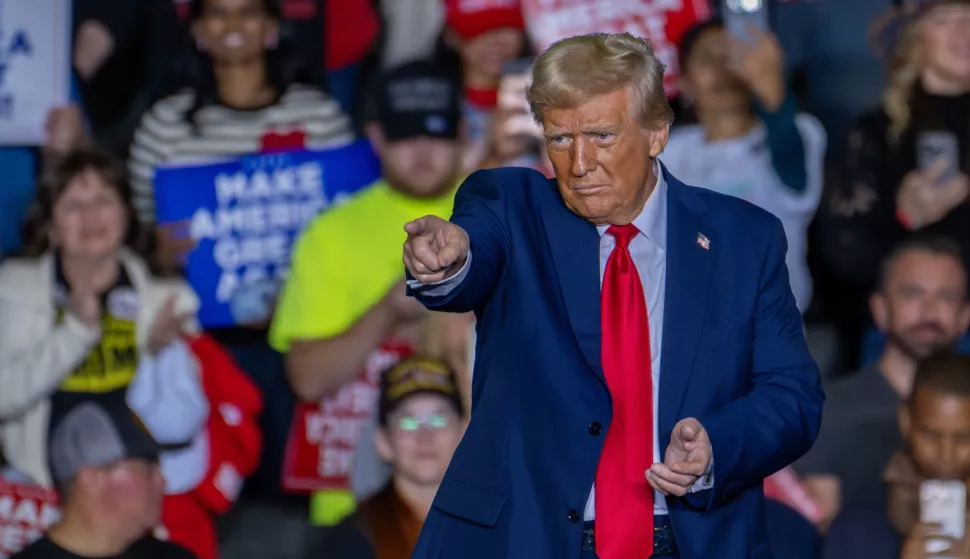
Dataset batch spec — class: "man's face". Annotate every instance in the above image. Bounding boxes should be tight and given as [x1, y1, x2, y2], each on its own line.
[379, 136, 461, 198]
[872, 250, 970, 360]
[542, 88, 668, 225]
[903, 390, 970, 479]
[102, 459, 165, 531]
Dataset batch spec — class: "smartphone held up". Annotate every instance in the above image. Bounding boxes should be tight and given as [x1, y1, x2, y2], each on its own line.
[917, 131, 960, 186]
[723, 0, 768, 44]
[920, 480, 967, 558]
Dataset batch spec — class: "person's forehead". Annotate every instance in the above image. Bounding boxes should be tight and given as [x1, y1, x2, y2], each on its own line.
[690, 27, 727, 55]
[392, 393, 455, 414]
[542, 89, 633, 130]
[914, 391, 970, 424]
[60, 170, 113, 199]
[892, 252, 965, 281]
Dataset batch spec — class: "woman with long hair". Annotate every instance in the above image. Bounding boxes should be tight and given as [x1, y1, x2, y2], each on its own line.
[0, 148, 202, 489]
[818, 0, 970, 365]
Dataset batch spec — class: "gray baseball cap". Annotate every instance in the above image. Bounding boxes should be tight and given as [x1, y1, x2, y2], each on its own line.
[49, 401, 182, 484]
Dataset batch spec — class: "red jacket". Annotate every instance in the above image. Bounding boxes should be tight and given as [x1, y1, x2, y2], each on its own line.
[162, 334, 264, 559]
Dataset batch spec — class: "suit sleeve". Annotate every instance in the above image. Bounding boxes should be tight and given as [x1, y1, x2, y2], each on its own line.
[698, 215, 824, 509]
[407, 170, 510, 313]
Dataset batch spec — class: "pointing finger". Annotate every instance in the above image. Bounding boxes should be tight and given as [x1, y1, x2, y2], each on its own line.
[680, 423, 698, 441]
[404, 217, 427, 236]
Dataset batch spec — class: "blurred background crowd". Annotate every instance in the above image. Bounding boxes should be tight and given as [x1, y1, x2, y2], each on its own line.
[2, 0, 970, 558]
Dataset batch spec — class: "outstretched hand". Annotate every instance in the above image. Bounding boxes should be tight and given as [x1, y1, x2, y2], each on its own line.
[403, 216, 470, 284]
[647, 418, 712, 497]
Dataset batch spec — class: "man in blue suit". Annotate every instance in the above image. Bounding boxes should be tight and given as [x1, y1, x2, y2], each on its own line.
[402, 32, 824, 559]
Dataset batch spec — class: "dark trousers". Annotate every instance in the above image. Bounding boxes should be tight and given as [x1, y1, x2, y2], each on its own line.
[581, 515, 679, 558]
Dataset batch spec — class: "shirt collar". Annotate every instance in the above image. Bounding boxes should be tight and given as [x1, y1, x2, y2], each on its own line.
[595, 160, 667, 251]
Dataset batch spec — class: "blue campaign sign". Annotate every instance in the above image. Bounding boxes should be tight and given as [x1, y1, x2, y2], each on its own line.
[153, 141, 381, 327]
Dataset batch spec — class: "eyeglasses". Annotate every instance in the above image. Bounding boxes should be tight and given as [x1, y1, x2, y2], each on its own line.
[396, 414, 451, 431]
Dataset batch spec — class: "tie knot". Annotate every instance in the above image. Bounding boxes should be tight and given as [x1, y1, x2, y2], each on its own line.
[607, 224, 640, 249]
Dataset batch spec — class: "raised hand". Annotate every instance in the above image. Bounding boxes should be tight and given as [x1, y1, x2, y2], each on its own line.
[403, 216, 470, 284]
[147, 295, 192, 355]
[728, 25, 785, 111]
[647, 418, 713, 497]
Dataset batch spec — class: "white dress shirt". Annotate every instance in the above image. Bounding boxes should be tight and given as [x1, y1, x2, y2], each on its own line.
[409, 164, 713, 520]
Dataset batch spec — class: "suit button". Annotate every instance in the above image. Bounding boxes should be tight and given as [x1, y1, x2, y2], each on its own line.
[567, 509, 580, 523]
[588, 422, 603, 436]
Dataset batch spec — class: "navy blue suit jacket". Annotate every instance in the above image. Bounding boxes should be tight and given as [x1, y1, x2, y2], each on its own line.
[408, 166, 824, 559]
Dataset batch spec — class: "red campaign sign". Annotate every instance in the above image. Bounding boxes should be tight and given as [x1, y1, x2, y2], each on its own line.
[0, 480, 60, 558]
[281, 341, 414, 493]
[521, 0, 712, 98]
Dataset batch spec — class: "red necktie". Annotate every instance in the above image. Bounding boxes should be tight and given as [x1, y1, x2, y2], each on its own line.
[596, 224, 654, 558]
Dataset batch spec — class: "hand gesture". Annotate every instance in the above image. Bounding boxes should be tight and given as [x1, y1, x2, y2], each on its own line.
[899, 522, 970, 559]
[897, 161, 970, 229]
[68, 288, 102, 328]
[147, 296, 191, 355]
[45, 105, 86, 156]
[403, 216, 470, 284]
[728, 26, 785, 111]
[379, 279, 427, 326]
[647, 418, 712, 497]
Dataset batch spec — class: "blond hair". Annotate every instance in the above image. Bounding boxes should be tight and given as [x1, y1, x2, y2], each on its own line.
[527, 33, 675, 128]
[883, 18, 926, 139]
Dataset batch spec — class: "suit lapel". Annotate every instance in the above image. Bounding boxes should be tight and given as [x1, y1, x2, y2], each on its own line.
[540, 181, 605, 381]
[659, 175, 717, 439]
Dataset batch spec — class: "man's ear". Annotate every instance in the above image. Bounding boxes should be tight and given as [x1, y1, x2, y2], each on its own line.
[366, 123, 386, 157]
[871, 292, 889, 332]
[374, 425, 394, 463]
[647, 124, 670, 159]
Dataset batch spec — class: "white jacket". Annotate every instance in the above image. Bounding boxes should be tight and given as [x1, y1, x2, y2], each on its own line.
[0, 249, 201, 487]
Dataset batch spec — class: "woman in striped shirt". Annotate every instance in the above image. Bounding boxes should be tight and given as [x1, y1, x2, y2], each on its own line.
[128, 0, 354, 231]
[127, 0, 355, 504]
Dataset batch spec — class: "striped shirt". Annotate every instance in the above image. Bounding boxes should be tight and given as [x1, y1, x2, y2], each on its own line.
[128, 84, 355, 224]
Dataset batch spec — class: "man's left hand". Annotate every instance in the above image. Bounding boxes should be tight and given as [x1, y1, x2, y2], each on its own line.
[647, 418, 712, 497]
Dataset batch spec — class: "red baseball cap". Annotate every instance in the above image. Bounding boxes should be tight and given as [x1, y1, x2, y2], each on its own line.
[445, 0, 525, 39]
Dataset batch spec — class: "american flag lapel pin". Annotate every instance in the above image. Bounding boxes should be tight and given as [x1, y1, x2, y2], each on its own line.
[696, 233, 710, 250]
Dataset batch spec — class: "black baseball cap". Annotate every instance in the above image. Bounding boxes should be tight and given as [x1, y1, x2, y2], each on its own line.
[48, 400, 185, 483]
[373, 61, 463, 143]
[377, 356, 465, 424]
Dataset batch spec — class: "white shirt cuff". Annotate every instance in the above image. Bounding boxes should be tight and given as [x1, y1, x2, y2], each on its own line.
[691, 454, 715, 493]
[406, 250, 473, 297]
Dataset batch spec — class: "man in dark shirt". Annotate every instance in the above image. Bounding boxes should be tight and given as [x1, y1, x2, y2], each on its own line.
[825, 351, 970, 559]
[797, 236, 970, 528]
[10, 401, 196, 559]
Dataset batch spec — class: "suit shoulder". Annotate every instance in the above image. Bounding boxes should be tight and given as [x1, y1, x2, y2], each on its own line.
[683, 182, 783, 233]
[462, 166, 550, 199]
